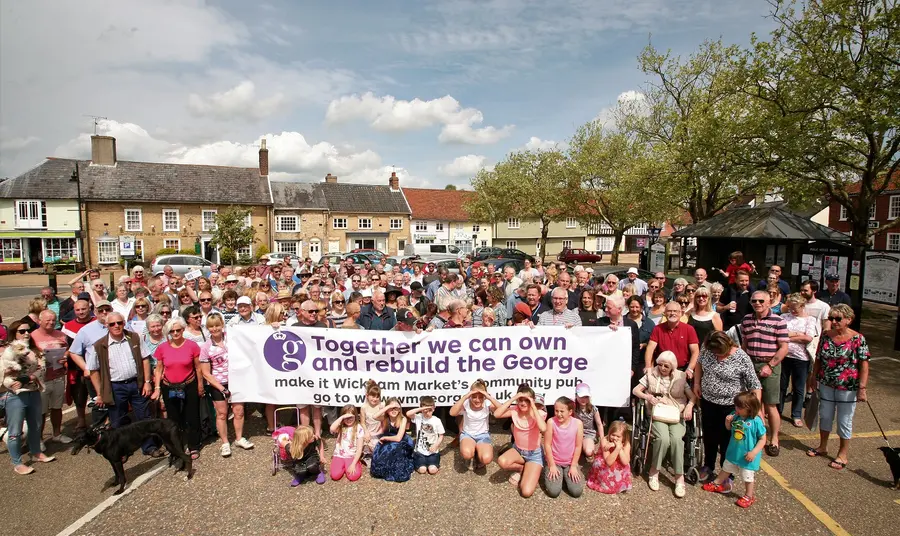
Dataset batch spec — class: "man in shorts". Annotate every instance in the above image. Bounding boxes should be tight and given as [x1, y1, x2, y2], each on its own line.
[741, 291, 788, 457]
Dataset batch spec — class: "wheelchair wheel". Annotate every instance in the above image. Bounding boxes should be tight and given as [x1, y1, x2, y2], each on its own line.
[632, 457, 644, 477]
[685, 466, 700, 485]
[272, 450, 278, 476]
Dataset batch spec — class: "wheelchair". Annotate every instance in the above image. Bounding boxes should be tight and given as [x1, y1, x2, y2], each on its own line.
[631, 397, 703, 484]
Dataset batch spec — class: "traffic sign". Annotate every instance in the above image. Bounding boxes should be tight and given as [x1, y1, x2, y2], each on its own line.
[119, 235, 135, 257]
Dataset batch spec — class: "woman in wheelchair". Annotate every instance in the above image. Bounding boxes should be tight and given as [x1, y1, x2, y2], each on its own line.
[633, 351, 697, 498]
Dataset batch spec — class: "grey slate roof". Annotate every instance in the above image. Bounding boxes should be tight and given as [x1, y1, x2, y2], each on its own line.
[0, 159, 79, 199]
[673, 206, 850, 241]
[0, 158, 272, 205]
[271, 181, 410, 214]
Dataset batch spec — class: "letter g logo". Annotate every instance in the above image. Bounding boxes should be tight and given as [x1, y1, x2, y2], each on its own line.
[263, 331, 306, 372]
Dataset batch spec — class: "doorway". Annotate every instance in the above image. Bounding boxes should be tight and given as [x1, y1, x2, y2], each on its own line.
[309, 239, 322, 262]
[201, 239, 218, 264]
[27, 238, 43, 268]
[354, 238, 376, 250]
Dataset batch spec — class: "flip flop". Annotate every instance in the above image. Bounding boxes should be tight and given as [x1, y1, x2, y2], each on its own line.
[34, 455, 56, 463]
[829, 460, 847, 470]
[792, 419, 804, 428]
[806, 448, 827, 458]
[765, 444, 780, 457]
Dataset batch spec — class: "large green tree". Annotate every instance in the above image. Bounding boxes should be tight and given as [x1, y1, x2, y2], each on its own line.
[740, 0, 900, 249]
[623, 39, 774, 223]
[567, 121, 672, 265]
[467, 149, 570, 259]
[210, 206, 256, 265]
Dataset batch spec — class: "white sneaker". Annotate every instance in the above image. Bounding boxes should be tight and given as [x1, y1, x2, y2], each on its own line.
[233, 437, 254, 450]
[648, 474, 660, 491]
[51, 434, 73, 444]
[220, 443, 232, 457]
[674, 482, 686, 498]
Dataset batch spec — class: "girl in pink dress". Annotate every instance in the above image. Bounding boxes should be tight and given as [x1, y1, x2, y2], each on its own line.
[587, 420, 632, 494]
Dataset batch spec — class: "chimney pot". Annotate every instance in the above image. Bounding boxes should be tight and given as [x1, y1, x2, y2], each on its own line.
[259, 138, 269, 177]
[90, 135, 117, 166]
[389, 171, 399, 190]
[325, 173, 337, 183]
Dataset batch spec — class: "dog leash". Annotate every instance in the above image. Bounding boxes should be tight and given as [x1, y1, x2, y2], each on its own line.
[866, 400, 894, 449]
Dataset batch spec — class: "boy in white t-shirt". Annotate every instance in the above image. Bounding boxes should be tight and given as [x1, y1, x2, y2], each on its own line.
[406, 396, 445, 475]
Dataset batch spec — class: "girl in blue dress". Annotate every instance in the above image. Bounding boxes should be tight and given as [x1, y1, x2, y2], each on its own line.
[370, 397, 414, 482]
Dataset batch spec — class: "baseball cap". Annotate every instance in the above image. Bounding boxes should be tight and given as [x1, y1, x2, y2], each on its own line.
[396, 308, 417, 326]
[575, 383, 591, 397]
[627, 267, 639, 275]
[514, 302, 532, 318]
[825, 273, 840, 281]
[236, 296, 252, 306]
[94, 300, 112, 310]
[410, 281, 424, 291]
[76, 292, 92, 302]
[533, 393, 545, 406]
[360, 288, 373, 298]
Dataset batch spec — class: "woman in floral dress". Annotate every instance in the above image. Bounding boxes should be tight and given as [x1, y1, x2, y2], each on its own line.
[806, 304, 870, 470]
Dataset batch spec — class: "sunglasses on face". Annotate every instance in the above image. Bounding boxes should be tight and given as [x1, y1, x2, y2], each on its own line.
[161, 310, 172, 315]
[135, 304, 148, 308]
[828, 316, 843, 322]
[170, 328, 184, 333]
[108, 321, 125, 327]
[333, 300, 345, 304]
[751, 299, 767, 304]
[16, 329, 30, 334]
[199, 298, 212, 302]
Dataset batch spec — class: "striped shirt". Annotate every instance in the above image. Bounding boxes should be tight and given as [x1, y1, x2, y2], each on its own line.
[740, 312, 789, 362]
[537, 308, 582, 327]
[86, 335, 139, 382]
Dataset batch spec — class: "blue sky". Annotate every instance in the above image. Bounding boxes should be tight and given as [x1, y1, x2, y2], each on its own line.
[0, 0, 776, 188]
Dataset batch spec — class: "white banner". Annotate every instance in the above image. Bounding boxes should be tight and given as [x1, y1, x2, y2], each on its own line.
[227, 326, 631, 407]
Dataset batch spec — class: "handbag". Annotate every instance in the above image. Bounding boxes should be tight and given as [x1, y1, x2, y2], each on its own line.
[803, 390, 819, 431]
[651, 376, 682, 424]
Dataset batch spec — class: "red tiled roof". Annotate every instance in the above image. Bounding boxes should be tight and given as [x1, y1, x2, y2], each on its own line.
[403, 188, 476, 221]
[844, 171, 900, 194]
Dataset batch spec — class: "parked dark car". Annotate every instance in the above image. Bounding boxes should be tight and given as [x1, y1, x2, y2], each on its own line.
[473, 246, 502, 258]
[557, 248, 603, 264]
[474, 248, 535, 263]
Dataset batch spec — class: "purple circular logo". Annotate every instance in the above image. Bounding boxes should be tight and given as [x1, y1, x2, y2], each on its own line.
[263, 331, 306, 372]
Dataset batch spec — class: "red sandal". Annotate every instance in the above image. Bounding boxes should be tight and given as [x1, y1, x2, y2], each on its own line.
[736, 495, 756, 508]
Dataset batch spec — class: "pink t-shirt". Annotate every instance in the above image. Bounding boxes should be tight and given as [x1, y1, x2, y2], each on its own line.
[154, 340, 200, 384]
[199, 337, 228, 385]
[512, 409, 547, 451]
[30, 329, 68, 381]
[550, 417, 578, 466]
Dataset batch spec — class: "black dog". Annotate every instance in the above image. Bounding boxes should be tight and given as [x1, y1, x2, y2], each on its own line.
[879, 446, 900, 490]
[72, 419, 194, 494]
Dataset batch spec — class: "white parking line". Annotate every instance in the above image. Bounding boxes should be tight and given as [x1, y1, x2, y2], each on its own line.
[55, 460, 168, 536]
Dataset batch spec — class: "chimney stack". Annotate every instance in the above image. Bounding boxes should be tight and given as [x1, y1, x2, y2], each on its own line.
[389, 171, 399, 191]
[325, 173, 337, 183]
[259, 138, 269, 177]
[90, 135, 117, 166]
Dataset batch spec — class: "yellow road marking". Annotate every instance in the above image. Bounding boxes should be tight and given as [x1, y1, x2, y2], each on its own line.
[761, 460, 851, 536]
[895, 499, 900, 506]
[784, 430, 900, 441]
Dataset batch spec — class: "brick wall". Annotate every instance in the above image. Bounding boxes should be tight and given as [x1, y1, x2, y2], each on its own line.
[83, 202, 270, 264]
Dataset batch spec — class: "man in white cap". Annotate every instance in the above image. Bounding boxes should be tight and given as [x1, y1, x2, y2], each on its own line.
[227, 296, 263, 327]
[619, 267, 648, 296]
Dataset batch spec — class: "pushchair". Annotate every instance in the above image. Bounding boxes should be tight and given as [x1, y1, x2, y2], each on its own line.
[631, 398, 704, 484]
[271, 406, 301, 476]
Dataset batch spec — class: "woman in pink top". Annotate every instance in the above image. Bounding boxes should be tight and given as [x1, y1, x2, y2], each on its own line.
[543, 397, 585, 498]
[495, 384, 547, 498]
[151, 317, 203, 459]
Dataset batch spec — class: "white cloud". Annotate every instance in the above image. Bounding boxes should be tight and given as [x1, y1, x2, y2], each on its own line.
[54, 119, 381, 181]
[523, 136, 564, 151]
[595, 90, 648, 127]
[325, 92, 513, 144]
[188, 81, 285, 121]
[0, 135, 40, 152]
[438, 154, 491, 177]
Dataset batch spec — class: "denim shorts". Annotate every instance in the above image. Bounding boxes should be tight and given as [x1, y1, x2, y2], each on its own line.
[515, 445, 544, 466]
[460, 431, 492, 444]
[413, 452, 440, 468]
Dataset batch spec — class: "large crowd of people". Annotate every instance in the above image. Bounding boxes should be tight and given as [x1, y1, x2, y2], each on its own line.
[0, 250, 871, 506]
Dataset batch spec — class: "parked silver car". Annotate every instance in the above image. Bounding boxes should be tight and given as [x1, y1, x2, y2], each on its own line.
[150, 254, 214, 277]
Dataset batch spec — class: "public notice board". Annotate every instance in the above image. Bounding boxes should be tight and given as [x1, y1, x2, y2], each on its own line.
[863, 251, 900, 305]
[228, 326, 632, 408]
